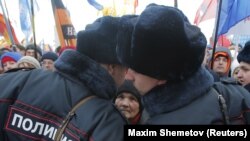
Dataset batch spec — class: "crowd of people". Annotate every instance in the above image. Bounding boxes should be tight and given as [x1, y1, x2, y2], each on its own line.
[0, 3, 250, 141]
[0, 44, 60, 73]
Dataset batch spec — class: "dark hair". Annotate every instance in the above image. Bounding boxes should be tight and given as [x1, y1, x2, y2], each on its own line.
[25, 44, 42, 56]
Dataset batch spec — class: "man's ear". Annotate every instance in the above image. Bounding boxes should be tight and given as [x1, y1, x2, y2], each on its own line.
[107, 64, 116, 75]
[100, 64, 115, 75]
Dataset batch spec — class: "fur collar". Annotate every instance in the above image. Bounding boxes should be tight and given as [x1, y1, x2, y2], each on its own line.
[142, 67, 214, 117]
[54, 50, 117, 99]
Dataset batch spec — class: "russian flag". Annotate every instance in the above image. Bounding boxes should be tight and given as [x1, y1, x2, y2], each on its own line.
[217, 0, 250, 36]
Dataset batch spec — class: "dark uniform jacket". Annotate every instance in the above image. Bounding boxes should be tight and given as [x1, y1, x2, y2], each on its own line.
[0, 50, 127, 141]
[141, 67, 250, 124]
[244, 84, 250, 93]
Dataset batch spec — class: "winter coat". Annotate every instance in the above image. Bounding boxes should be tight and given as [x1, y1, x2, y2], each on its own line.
[0, 50, 127, 141]
[141, 67, 250, 124]
[244, 84, 250, 93]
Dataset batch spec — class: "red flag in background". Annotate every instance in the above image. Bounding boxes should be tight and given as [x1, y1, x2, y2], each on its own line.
[210, 35, 231, 48]
[51, 0, 76, 49]
[133, 0, 138, 14]
[194, 0, 217, 25]
[0, 14, 19, 46]
[217, 35, 231, 47]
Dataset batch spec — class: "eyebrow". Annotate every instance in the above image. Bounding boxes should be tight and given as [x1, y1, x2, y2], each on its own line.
[240, 65, 250, 70]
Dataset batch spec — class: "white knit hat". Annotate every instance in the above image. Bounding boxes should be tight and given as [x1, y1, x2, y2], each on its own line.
[17, 56, 41, 69]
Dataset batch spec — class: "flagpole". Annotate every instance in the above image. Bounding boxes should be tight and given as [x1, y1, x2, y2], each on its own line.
[0, 0, 15, 47]
[174, 0, 178, 8]
[211, 0, 223, 70]
[30, 0, 38, 59]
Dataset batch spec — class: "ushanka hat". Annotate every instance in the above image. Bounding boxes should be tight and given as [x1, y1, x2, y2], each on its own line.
[238, 40, 250, 64]
[116, 15, 138, 66]
[77, 16, 121, 64]
[124, 4, 207, 83]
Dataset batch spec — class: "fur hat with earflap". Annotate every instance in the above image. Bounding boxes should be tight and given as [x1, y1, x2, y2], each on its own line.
[237, 40, 250, 64]
[116, 15, 138, 67]
[77, 16, 121, 65]
[120, 4, 207, 83]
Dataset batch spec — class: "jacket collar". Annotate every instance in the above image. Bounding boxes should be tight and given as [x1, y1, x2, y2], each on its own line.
[142, 67, 214, 117]
[54, 50, 117, 99]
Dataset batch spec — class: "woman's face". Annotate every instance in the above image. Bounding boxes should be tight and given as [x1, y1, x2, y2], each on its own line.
[115, 92, 140, 121]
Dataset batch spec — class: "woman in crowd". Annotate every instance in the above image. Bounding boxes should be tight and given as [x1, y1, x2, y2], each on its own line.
[114, 80, 143, 124]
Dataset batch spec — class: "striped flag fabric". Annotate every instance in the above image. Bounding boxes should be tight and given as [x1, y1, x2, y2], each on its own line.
[51, 0, 76, 48]
[0, 14, 19, 45]
[194, 0, 217, 25]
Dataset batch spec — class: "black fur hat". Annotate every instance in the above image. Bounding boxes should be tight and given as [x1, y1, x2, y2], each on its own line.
[237, 40, 250, 64]
[116, 15, 138, 66]
[76, 16, 121, 64]
[128, 4, 207, 82]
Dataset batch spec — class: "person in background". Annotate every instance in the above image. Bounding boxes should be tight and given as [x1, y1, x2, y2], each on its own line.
[15, 44, 26, 56]
[0, 16, 127, 141]
[25, 44, 42, 61]
[232, 66, 240, 81]
[210, 46, 232, 78]
[41, 51, 58, 71]
[114, 80, 143, 124]
[0, 52, 22, 72]
[0, 47, 11, 74]
[16, 56, 41, 69]
[237, 40, 250, 92]
[0, 47, 11, 54]
[231, 59, 240, 82]
[117, 4, 250, 124]
[202, 45, 211, 67]
[202, 45, 220, 82]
